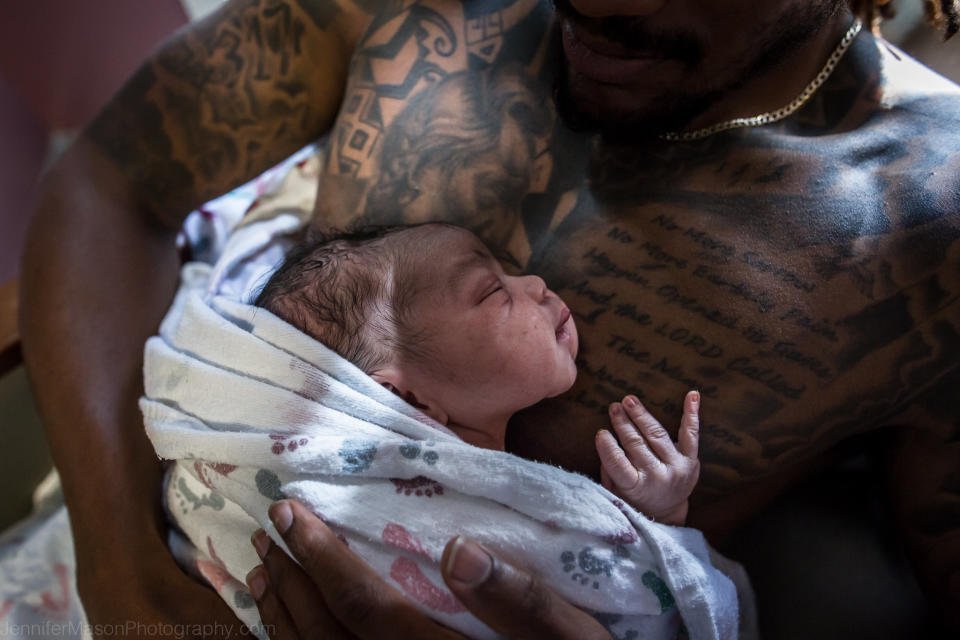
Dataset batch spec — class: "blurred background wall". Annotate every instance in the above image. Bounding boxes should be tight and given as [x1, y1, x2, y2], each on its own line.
[0, 0, 189, 284]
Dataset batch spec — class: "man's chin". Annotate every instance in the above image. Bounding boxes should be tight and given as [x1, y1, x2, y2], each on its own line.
[554, 68, 718, 144]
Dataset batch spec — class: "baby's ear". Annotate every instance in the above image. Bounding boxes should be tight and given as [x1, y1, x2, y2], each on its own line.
[400, 391, 449, 426]
[369, 369, 449, 425]
[376, 380, 400, 395]
[370, 370, 403, 397]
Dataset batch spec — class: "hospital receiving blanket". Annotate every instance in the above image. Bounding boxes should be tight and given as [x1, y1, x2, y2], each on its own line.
[141, 227, 756, 639]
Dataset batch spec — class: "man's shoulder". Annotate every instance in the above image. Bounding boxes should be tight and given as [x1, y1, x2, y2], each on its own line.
[849, 38, 960, 198]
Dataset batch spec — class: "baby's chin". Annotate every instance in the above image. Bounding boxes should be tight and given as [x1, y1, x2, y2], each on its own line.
[545, 368, 578, 399]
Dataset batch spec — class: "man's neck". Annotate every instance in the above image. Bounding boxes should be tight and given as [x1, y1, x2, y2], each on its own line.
[682, 9, 854, 133]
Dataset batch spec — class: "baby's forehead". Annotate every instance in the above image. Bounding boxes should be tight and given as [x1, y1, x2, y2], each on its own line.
[404, 223, 482, 249]
[393, 225, 493, 291]
[398, 225, 489, 265]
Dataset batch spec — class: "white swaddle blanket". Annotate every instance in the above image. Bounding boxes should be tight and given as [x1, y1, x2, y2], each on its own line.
[141, 215, 756, 640]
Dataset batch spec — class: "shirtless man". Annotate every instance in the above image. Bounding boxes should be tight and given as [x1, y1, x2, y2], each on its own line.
[19, 0, 960, 637]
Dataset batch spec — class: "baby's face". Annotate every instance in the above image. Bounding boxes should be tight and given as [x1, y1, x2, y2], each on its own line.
[400, 226, 579, 427]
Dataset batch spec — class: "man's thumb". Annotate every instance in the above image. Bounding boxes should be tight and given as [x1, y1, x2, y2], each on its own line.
[441, 536, 611, 640]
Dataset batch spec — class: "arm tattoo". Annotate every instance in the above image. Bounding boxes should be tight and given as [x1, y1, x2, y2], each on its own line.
[320, 0, 556, 265]
[88, 0, 347, 221]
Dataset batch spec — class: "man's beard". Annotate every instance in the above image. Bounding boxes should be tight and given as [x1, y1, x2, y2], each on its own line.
[554, 65, 721, 142]
[552, 0, 843, 144]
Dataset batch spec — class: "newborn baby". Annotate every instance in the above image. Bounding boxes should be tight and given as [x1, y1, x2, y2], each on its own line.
[255, 223, 700, 525]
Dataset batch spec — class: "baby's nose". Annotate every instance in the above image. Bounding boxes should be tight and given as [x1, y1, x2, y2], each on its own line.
[521, 275, 548, 302]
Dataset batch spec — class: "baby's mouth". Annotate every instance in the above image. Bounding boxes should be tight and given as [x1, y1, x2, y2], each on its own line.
[556, 307, 572, 341]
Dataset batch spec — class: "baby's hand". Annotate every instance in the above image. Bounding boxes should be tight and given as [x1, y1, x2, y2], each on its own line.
[595, 391, 700, 526]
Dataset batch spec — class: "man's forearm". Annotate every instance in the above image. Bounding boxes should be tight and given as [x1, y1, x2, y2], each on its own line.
[19, 138, 183, 577]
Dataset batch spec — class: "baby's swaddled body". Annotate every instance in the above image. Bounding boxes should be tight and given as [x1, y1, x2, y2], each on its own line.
[255, 223, 702, 525]
[142, 222, 751, 640]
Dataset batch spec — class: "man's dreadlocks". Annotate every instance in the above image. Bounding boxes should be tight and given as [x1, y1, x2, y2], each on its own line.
[849, 0, 960, 40]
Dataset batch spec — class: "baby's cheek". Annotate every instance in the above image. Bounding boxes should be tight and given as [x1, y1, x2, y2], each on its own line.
[472, 342, 517, 382]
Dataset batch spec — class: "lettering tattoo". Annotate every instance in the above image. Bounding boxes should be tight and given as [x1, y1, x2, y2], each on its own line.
[519, 33, 960, 500]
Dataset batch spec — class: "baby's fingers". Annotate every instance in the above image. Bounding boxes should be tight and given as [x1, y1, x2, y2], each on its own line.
[678, 391, 701, 460]
[595, 430, 641, 492]
[620, 396, 681, 464]
[600, 464, 613, 492]
[608, 402, 662, 470]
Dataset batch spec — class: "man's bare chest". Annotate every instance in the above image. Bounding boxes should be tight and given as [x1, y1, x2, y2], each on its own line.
[311, 134, 920, 492]
[303, 3, 955, 512]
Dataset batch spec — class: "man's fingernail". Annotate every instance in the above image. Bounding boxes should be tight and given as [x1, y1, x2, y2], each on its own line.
[446, 536, 492, 586]
[251, 529, 270, 559]
[624, 396, 638, 408]
[690, 390, 700, 408]
[246, 566, 267, 600]
[270, 501, 293, 535]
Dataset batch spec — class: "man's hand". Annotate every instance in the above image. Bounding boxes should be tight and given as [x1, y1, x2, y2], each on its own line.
[595, 391, 701, 526]
[245, 500, 612, 640]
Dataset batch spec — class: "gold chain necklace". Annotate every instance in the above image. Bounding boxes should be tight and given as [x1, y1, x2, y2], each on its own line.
[661, 18, 862, 142]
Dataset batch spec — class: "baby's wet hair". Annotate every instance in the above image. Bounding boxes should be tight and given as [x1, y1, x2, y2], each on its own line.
[254, 224, 438, 373]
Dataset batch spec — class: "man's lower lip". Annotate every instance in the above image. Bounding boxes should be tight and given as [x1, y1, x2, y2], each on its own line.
[561, 20, 660, 84]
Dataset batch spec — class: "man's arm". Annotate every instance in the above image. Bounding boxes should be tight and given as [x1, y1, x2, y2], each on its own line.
[85, 0, 354, 220]
[19, 0, 369, 632]
[886, 369, 960, 630]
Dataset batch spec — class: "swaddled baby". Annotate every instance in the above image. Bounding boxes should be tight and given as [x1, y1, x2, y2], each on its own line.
[255, 222, 701, 525]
